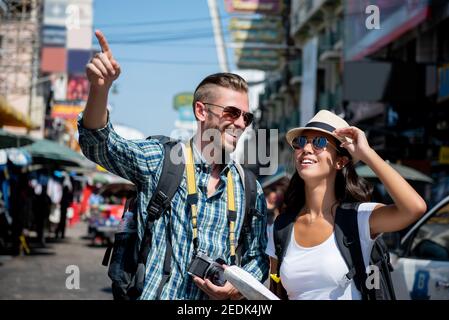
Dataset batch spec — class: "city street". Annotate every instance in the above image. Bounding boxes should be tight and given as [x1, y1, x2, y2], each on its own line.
[1, 0, 448, 302]
[0, 221, 111, 300]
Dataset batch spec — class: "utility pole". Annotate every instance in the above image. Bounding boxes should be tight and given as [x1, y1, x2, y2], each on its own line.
[207, 0, 229, 72]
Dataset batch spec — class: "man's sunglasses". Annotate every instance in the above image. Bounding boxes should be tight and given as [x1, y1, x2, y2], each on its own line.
[202, 102, 254, 127]
[291, 136, 337, 151]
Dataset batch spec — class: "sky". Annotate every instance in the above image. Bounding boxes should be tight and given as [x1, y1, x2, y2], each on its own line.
[92, 0, 236, 137]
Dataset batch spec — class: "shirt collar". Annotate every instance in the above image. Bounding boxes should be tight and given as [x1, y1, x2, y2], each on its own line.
[190, 135, 235, 175]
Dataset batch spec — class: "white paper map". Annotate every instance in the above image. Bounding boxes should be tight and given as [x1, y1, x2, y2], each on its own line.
[224, 266, 280, 300]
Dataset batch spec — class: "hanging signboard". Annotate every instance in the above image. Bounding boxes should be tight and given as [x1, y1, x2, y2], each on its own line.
[229, 17, 282, 31]
[236, 56, 280, 71]
[224, 0, 282, 15]
[235, 48, 280, 59]
[231, 29, 282, 44]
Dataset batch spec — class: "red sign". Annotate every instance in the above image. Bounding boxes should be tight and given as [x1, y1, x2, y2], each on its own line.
[67, 75, 89, 101]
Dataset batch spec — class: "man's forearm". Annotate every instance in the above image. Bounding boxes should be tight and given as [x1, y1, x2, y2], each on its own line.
[82, 86, 109, 129]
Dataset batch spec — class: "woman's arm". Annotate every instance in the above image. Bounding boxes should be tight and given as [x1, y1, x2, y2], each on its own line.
[334, 127, 427, 237]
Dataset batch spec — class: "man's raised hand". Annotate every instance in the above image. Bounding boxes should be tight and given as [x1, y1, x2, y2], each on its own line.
[86, 30, 121, 88]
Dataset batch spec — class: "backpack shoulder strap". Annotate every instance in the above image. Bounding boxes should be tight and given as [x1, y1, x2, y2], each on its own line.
[242, 167, 258, 218]
[273, 211, 296, 275]
[334, 202, 373, 300]
[143, 135, 184, 223]
[233, 164, 258, 265]
[371, 236, 397, 300]
[139, 135, 185, 298]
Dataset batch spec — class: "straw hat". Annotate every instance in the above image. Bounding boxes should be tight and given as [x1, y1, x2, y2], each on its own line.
[286, 110, 358, 162]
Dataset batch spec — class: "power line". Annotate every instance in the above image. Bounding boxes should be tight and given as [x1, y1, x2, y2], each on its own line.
[117, 57, 218, 66]
[101, 27, 218, 39]
[96, 16, 229, 28]
[107, 32, 219, 44]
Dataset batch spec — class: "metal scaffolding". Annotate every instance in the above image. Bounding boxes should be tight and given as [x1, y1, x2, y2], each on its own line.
[0, 0, 43, 130]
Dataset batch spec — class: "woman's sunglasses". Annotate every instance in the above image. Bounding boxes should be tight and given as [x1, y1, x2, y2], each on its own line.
[291, 136, 337, 152]
[202, 102, 254, 127]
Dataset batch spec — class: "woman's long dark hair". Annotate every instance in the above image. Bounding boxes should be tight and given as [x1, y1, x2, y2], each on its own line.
[283, 144, 373, 216]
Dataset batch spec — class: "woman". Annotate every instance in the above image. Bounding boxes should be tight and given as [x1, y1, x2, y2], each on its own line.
[266, 110, 427, 300]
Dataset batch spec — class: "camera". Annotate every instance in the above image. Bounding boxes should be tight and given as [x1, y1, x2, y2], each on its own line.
[187, 252, 226, 287]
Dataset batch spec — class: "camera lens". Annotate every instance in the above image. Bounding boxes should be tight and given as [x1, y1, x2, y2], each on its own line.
[206, 265, 226, 287]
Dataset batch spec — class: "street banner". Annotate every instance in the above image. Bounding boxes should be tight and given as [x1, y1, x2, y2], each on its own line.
[41, 47, 67, 73]
[300, 36, 318, 126]
[67, 49, 92, 74]
[44, 0, 70, 27]
[51, 102, 84, 120]
[67, 26, 93, 49]
[42, 25, 67, 47]
[44, 0, 93, 28]
[67, 75, 89, 101]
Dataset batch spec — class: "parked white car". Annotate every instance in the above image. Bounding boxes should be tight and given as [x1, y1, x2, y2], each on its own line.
[389, 195, 449, 299]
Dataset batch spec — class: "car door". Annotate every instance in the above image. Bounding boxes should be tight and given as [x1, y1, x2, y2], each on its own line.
[391, 196, 449, 300]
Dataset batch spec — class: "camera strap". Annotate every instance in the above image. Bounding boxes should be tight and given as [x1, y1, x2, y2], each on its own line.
[185, 139, 238, 265]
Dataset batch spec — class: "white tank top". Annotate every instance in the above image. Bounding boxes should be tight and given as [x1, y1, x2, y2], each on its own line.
[266, 202, 379, 300]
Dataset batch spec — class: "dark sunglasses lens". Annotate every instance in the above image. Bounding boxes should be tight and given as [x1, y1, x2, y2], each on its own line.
[243, 112, 254, 126]
[292, 136, 306, 149]
[313, 137, 328, 149]
[223, 106, 241, 119]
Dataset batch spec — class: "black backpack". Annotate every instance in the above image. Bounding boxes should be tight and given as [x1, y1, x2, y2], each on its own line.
[273, 203, 396, 300]
[102, 135, 259, 300]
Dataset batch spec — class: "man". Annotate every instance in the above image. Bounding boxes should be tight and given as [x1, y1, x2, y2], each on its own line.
[78, 30, 269, 300]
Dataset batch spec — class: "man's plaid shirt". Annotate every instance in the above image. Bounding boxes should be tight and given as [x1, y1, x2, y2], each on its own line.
[77, 114, 269, 299]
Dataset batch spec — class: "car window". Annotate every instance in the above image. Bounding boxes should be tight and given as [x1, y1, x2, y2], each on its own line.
[410, 203, 449, 261]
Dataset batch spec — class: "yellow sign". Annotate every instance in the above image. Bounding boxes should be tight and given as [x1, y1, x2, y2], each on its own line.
[51, 104, 84, 120]
[173, 93, 193, 110]
[439, 146, 449, 165]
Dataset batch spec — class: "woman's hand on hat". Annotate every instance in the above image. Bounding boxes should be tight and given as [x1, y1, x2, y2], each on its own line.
[334, 126, 374, 163]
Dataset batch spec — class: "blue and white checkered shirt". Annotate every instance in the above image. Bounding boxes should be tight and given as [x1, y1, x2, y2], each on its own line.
[77, 114, 269, 300]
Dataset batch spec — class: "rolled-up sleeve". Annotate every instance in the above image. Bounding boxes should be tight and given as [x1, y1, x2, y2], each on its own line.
[240, 181, 269, 283]
[77, 112, 163, 186]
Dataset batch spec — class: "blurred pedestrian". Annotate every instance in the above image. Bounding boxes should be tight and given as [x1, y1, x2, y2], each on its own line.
[33, 182, 52, 248]
[265, 188, 280, 226]
[55, 176, 74, 240]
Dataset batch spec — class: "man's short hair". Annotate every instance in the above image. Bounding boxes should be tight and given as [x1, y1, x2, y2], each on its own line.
[192, 73, 248, 120]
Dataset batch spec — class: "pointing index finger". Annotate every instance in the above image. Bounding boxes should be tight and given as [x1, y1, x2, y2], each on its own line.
[95, 30, 112, 57]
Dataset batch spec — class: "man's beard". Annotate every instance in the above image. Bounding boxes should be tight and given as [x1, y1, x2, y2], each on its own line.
[202, 121, 235, 165]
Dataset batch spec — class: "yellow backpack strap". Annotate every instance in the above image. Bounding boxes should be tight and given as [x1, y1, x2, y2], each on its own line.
[185, 140, 199, 250]
[227, 170, 237, 265]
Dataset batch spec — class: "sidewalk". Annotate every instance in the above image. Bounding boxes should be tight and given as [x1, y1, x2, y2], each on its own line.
[0, 221, 111, 300]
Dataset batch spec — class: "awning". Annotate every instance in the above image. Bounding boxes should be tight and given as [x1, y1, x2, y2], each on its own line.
[0, 128, 34, 149]
[259, 165, 291, 189]
[22, 138, 96, 170]
[0, 96, 37, 129]
[356, 162, 433, 184]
